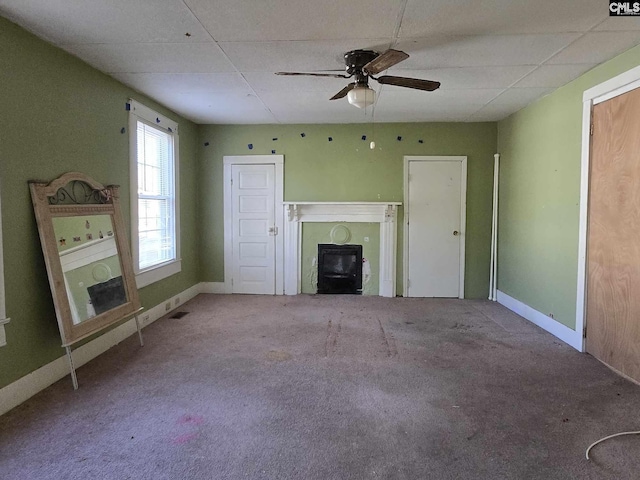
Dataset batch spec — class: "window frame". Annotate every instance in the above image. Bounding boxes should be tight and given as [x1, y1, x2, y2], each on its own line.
[128, 99, 181, 288]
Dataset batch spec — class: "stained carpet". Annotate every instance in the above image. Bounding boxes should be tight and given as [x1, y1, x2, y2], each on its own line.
[1, 294, 639, 479]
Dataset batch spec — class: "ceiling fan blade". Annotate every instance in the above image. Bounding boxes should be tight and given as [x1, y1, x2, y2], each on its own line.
[330, 83, 356, 100]
[375, 75, 441, 92]
[363, 49, 409, 75]
[275, 72, 350, 78]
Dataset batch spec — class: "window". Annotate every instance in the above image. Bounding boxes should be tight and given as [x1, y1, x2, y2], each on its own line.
[0, 182, 9, 347]
[128, 99, 180, 288]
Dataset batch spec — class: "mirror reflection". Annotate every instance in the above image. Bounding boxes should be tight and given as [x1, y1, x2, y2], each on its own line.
[53, 214, 127, 324]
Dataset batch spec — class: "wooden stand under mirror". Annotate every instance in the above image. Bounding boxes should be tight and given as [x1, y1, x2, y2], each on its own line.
[30, 172, 143, 390]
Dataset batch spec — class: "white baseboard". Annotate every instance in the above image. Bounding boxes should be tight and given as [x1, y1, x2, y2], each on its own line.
[496, 290, 584, 351]
[200, 282, 227, 294]
[0, 282, 202, 417]
[138, 283, 202, 327]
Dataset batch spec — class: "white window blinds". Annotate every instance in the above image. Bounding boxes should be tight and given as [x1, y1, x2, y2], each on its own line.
[136, 121, 176, 270]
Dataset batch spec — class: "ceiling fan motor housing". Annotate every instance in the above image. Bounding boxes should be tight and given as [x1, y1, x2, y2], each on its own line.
[344, 49, 379, 76]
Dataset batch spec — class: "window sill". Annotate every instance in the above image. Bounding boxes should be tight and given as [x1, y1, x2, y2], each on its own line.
[135, 260, 181, 289]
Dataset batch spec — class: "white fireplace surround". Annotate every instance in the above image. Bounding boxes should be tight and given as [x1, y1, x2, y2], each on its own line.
[283, 202, 401, 297]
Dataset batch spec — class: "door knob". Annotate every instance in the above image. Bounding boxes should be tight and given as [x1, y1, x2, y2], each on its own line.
[453, 230, 459, 236]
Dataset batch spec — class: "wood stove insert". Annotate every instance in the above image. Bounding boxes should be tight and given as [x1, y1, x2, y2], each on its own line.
[317, 244, 363, 294]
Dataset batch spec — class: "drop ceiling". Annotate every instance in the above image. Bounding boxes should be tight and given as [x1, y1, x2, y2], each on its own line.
[2, 0, 640, 124]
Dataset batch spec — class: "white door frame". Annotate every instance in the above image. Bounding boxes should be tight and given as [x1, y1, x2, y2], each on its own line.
[403, 155, 467, 299]
[576, 64, 640, 352]
[223, 155, 284, 295]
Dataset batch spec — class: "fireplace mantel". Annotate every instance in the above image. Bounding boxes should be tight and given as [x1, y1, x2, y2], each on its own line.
[283, 202, 401, 297]
[283, 202, 401, 223]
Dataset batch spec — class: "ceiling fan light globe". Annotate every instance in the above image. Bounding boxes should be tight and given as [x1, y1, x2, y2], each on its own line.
[347, 86, 375, 109]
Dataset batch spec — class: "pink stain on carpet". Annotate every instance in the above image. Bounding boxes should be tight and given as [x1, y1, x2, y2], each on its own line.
[172, 432, 198, 445]
[177, 414, 204, 426]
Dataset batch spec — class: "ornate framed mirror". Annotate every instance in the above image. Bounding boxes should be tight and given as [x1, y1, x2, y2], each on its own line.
[30, 172, 143, 388]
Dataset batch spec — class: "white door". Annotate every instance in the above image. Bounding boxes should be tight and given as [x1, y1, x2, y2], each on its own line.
[406, 159, 465, 297]
[231, 164, 276, 294]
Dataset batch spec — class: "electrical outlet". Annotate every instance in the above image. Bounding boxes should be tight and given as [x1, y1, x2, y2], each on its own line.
[142, 314, 150, 325]
[174, 297, 180, 306]
[548, 313, 555, 319]
[165, 302, 171, 311]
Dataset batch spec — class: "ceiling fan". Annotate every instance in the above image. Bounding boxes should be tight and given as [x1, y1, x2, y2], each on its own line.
[276, 49, 440, 108]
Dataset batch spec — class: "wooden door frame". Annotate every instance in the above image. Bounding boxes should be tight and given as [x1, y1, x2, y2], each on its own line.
[577, 65, 640, 352]
[403, 155, 467, 299]
[223, 155, 284, 295]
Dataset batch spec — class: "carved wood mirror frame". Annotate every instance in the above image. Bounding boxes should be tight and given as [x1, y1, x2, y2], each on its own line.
[30, 172, 141, 347]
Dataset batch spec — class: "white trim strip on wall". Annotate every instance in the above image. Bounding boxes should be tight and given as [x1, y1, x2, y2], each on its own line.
[497, 290, 583, 351]
[459, 158, 467, 298]
[0, 180, 9, 347]
[488, 154, 500, 301]
[576, 100, 592, 354]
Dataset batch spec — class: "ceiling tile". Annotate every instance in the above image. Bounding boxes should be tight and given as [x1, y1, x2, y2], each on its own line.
[244, 72, 384, 98]
[110, 73, 252, 96]
[0, 0, 211, 44]
[395, 34, 580, 68]
[220, 40, 392, 73]
[595, 17, 640, 31]
[372, 87, 503, 122]
[491, 86, 553, 105]
[548, 31, 640, 64]
[468, 87, 553, 121]
[156, 92, 277, 124]
[61, 43, 235, 74]
[270, 111, 378, 125]
[374, 109, 476, 123]
[465, 110, 510, 122]
[184, 0, 404, 41]
[388, 66, 536, 89]
[260, 90, 382, 124]
[376, 87, 503, 109]
[513, 64, 596, 88]
[243, 72, 354, 94]
[271, 111, 376, 124]
[400, 0, 605, 37]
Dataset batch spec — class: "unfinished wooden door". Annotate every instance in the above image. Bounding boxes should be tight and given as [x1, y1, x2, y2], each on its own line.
[587, 87, 640, 382]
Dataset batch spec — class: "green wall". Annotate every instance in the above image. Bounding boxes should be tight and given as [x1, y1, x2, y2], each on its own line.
[198, 123, 497, 297]
[497, 44, 640, 329]
[0, 17, 200, 389]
